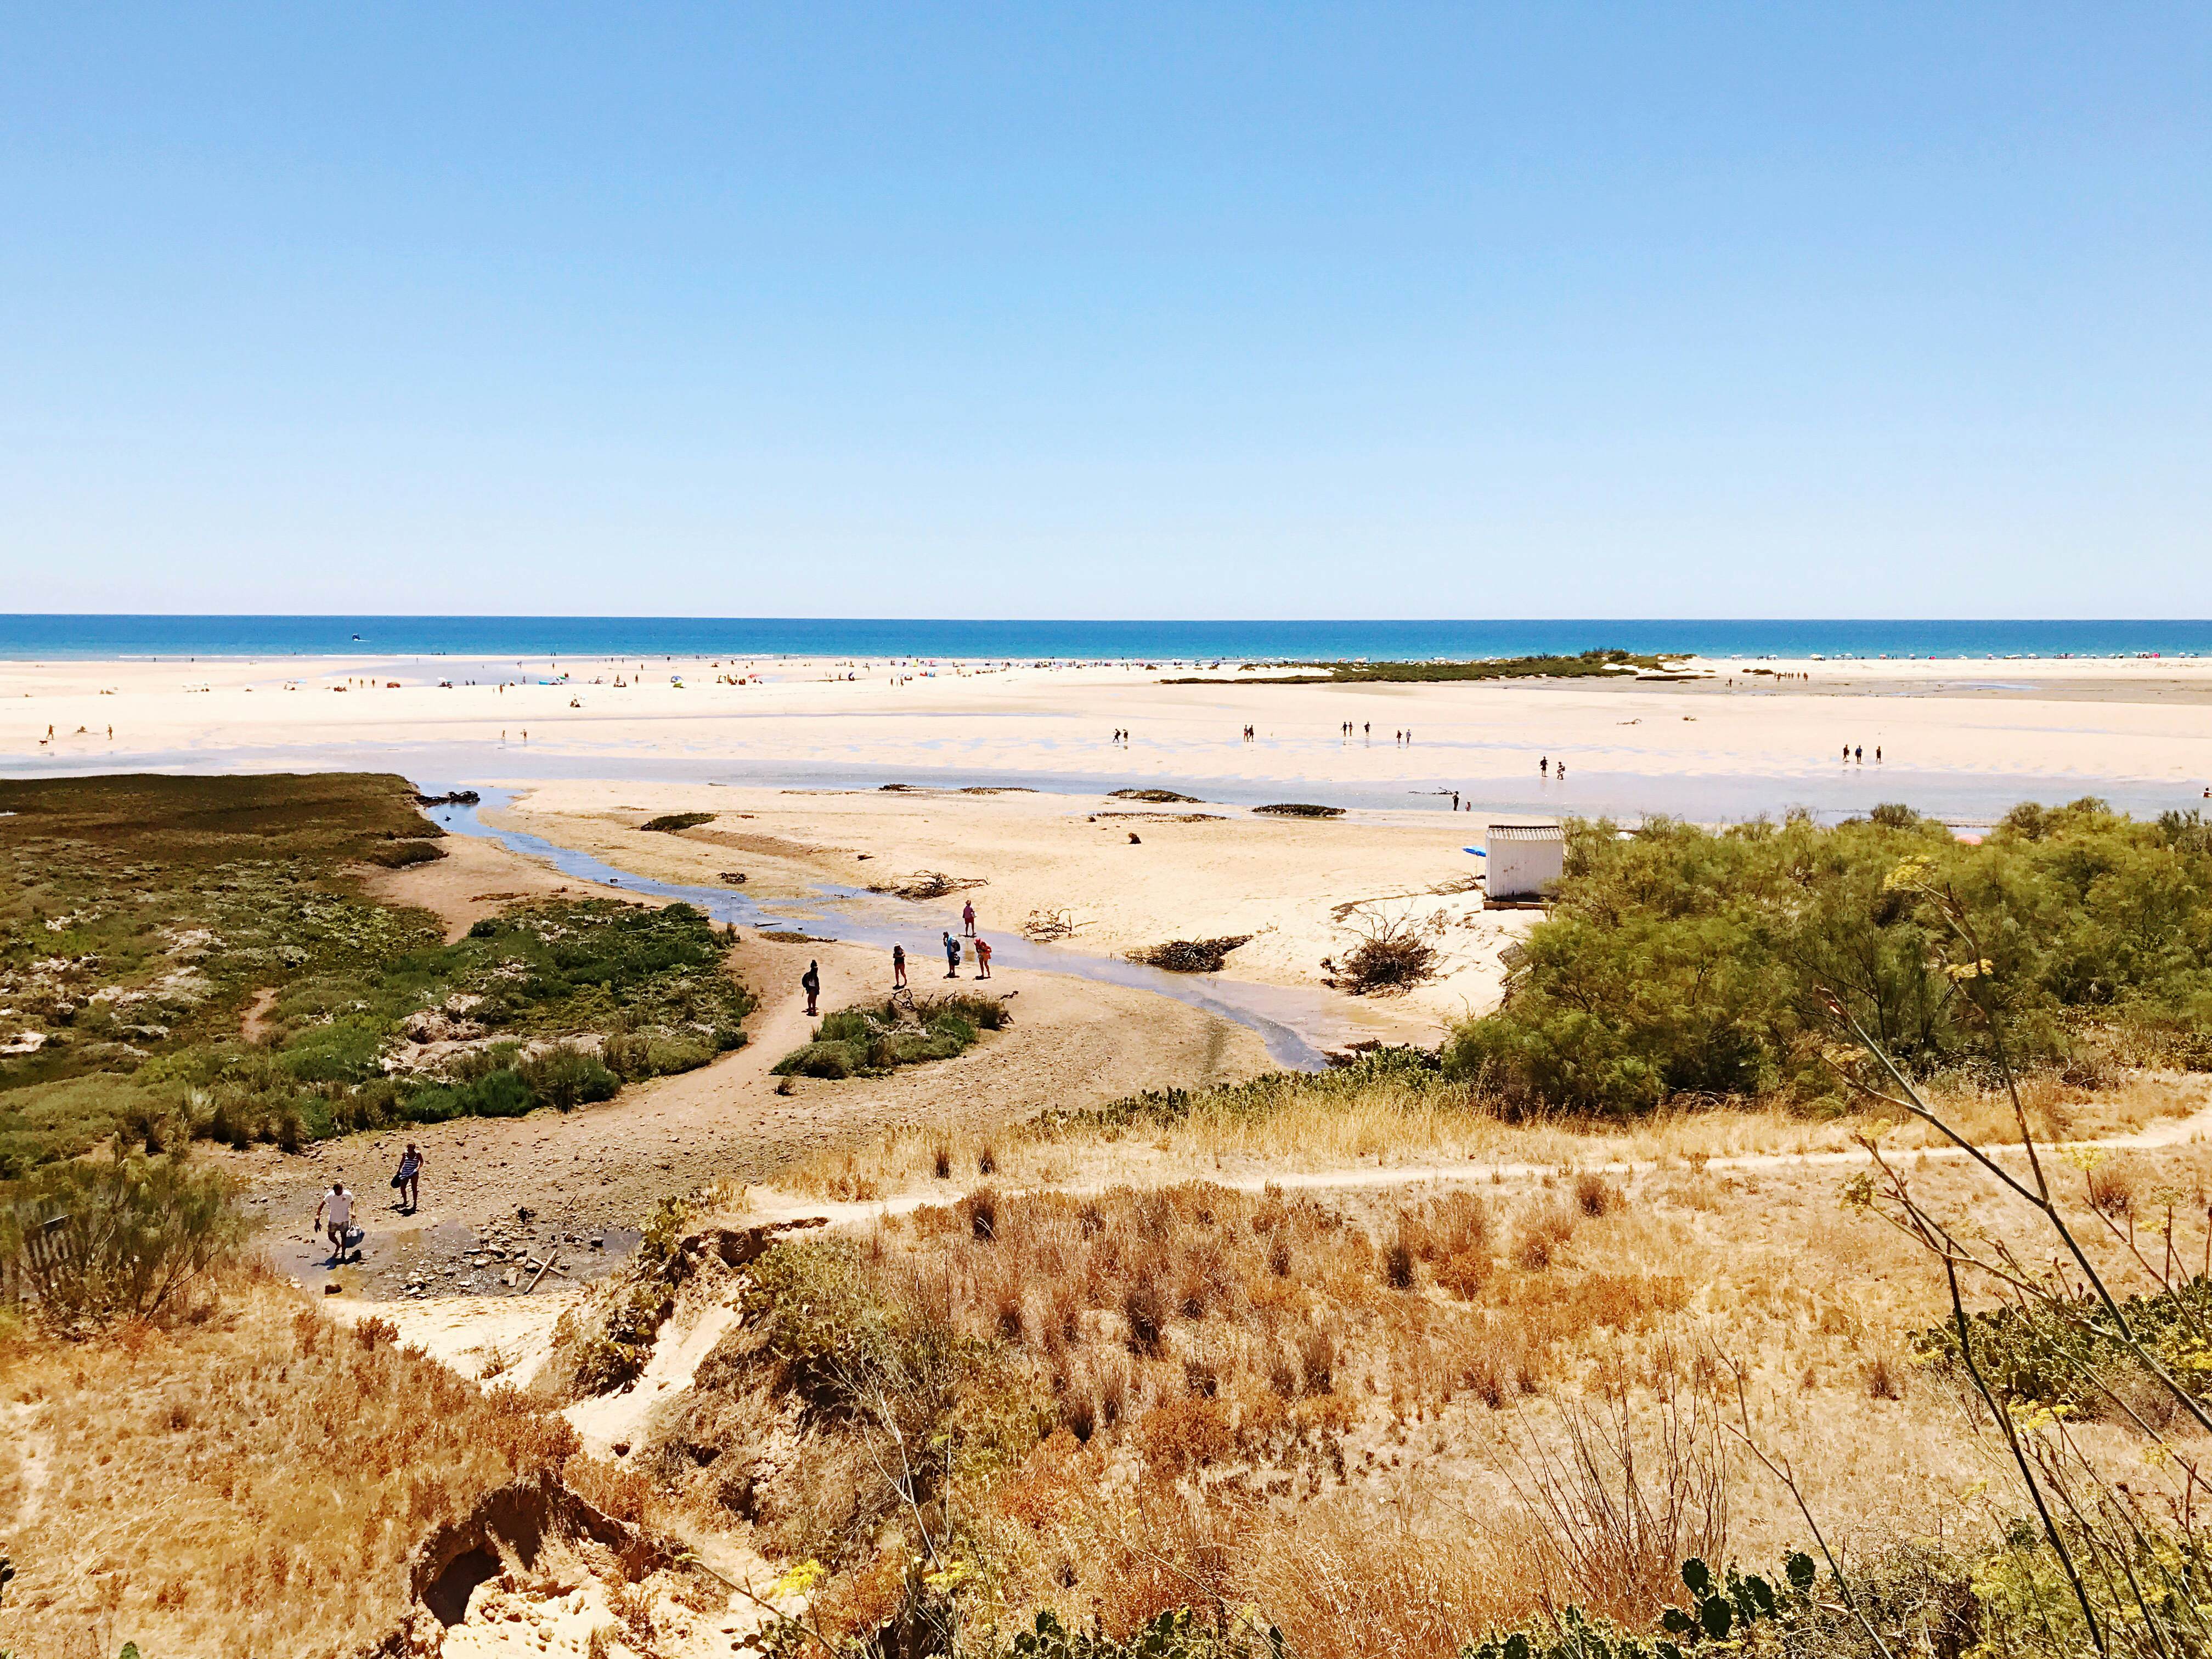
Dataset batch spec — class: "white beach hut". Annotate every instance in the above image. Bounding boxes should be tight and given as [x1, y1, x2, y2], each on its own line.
[1485, 823, 1564, 905]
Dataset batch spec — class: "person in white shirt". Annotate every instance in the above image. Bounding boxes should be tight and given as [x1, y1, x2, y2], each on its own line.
[314, 1181, 356, 1263]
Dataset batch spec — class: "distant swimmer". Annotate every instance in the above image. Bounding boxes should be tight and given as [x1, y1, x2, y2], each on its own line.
[1541, 757, 1549, 774]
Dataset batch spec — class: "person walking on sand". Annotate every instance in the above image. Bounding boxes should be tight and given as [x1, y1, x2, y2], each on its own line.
[801, 959, 821, 1017]
[943, 931, 962, 978]
[962, 899, 977, 938]
[392, 1142, 422, 1214]
[892, 943, 907, 989]
[314, 1180, 356, 1265]
[975, 937, 993, 979]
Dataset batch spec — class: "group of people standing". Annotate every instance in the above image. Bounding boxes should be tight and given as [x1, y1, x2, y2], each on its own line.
[803, 898, 996, 1019]
[1842, 743, 1882, 763]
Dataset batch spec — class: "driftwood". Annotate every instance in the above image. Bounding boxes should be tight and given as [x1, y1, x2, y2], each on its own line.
[1128, 935, 1254, 973]
[870, 871, 988, 901]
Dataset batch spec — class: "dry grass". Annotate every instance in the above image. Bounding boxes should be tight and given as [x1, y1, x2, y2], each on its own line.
[0, 1268, 579, 1658]
[7, 1056, 2203, 1657]
[630, 1120, 2212, 1658]
[768, 1065, 2207, 1210]
[648, 1157, 2001, 1652]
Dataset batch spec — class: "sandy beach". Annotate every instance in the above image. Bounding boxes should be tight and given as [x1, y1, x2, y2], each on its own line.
[7, 652, 2211, 817]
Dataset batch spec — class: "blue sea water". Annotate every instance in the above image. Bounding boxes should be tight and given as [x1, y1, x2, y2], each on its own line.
[2, 614, 2210, 662]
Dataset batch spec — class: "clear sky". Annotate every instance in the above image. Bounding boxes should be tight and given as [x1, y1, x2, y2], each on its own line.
[3, 4, 2208, 618]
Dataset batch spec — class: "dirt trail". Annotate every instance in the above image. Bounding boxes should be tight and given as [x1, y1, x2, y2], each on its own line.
[737, 1087, 2212, 1234]
[246, 832, 1271, 1298]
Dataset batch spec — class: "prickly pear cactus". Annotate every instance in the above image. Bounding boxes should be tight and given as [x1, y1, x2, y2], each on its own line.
[1658, 1552, 1819, 1650]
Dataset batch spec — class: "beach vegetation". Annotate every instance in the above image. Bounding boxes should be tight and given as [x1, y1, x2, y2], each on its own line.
[0, 773, 753, 1171]
[640, 811, 716, 832]
[1160, 649, 1672, 685]
[1442, 800, 2212, 1115]
[773, 992, 1011, 1079]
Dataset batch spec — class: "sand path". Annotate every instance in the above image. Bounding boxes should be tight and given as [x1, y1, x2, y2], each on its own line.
[735, 1083, 2212, 1236]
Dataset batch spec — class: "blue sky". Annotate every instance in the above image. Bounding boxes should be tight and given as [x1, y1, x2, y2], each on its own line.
[3, 4, 2208, 617]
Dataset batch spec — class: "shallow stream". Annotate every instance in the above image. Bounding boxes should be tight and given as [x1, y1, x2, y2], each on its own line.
[427, 788, 1356, 1070]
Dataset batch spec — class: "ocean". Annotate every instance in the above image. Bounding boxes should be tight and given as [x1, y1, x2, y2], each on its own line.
[1, 615, 2209, 662]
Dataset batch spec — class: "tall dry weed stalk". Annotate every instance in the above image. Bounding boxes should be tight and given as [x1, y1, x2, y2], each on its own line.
[1499, 1365, 1729, 1626]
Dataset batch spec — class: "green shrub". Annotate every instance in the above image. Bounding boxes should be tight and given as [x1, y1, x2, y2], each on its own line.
[640, 812, 716, 832]
[602, 1028, 730, 1080]
[397, 1068, 534, 1121]
[359, 839, 447, 868]
[278, 1018, 388, 1084]
[774, 1039, 869, 1080]
[998, 1608, 1284, 1659]
[1443, 802, 2212, 1114]
[397, 1082, 464, 1122]
[517, 1043, 620, 1110]
[462, 1067, 536, 1118]
[772, 994, 1006, 1080]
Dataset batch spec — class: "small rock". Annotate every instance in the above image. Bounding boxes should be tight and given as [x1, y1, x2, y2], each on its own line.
[323, 1282, 341, 1296]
